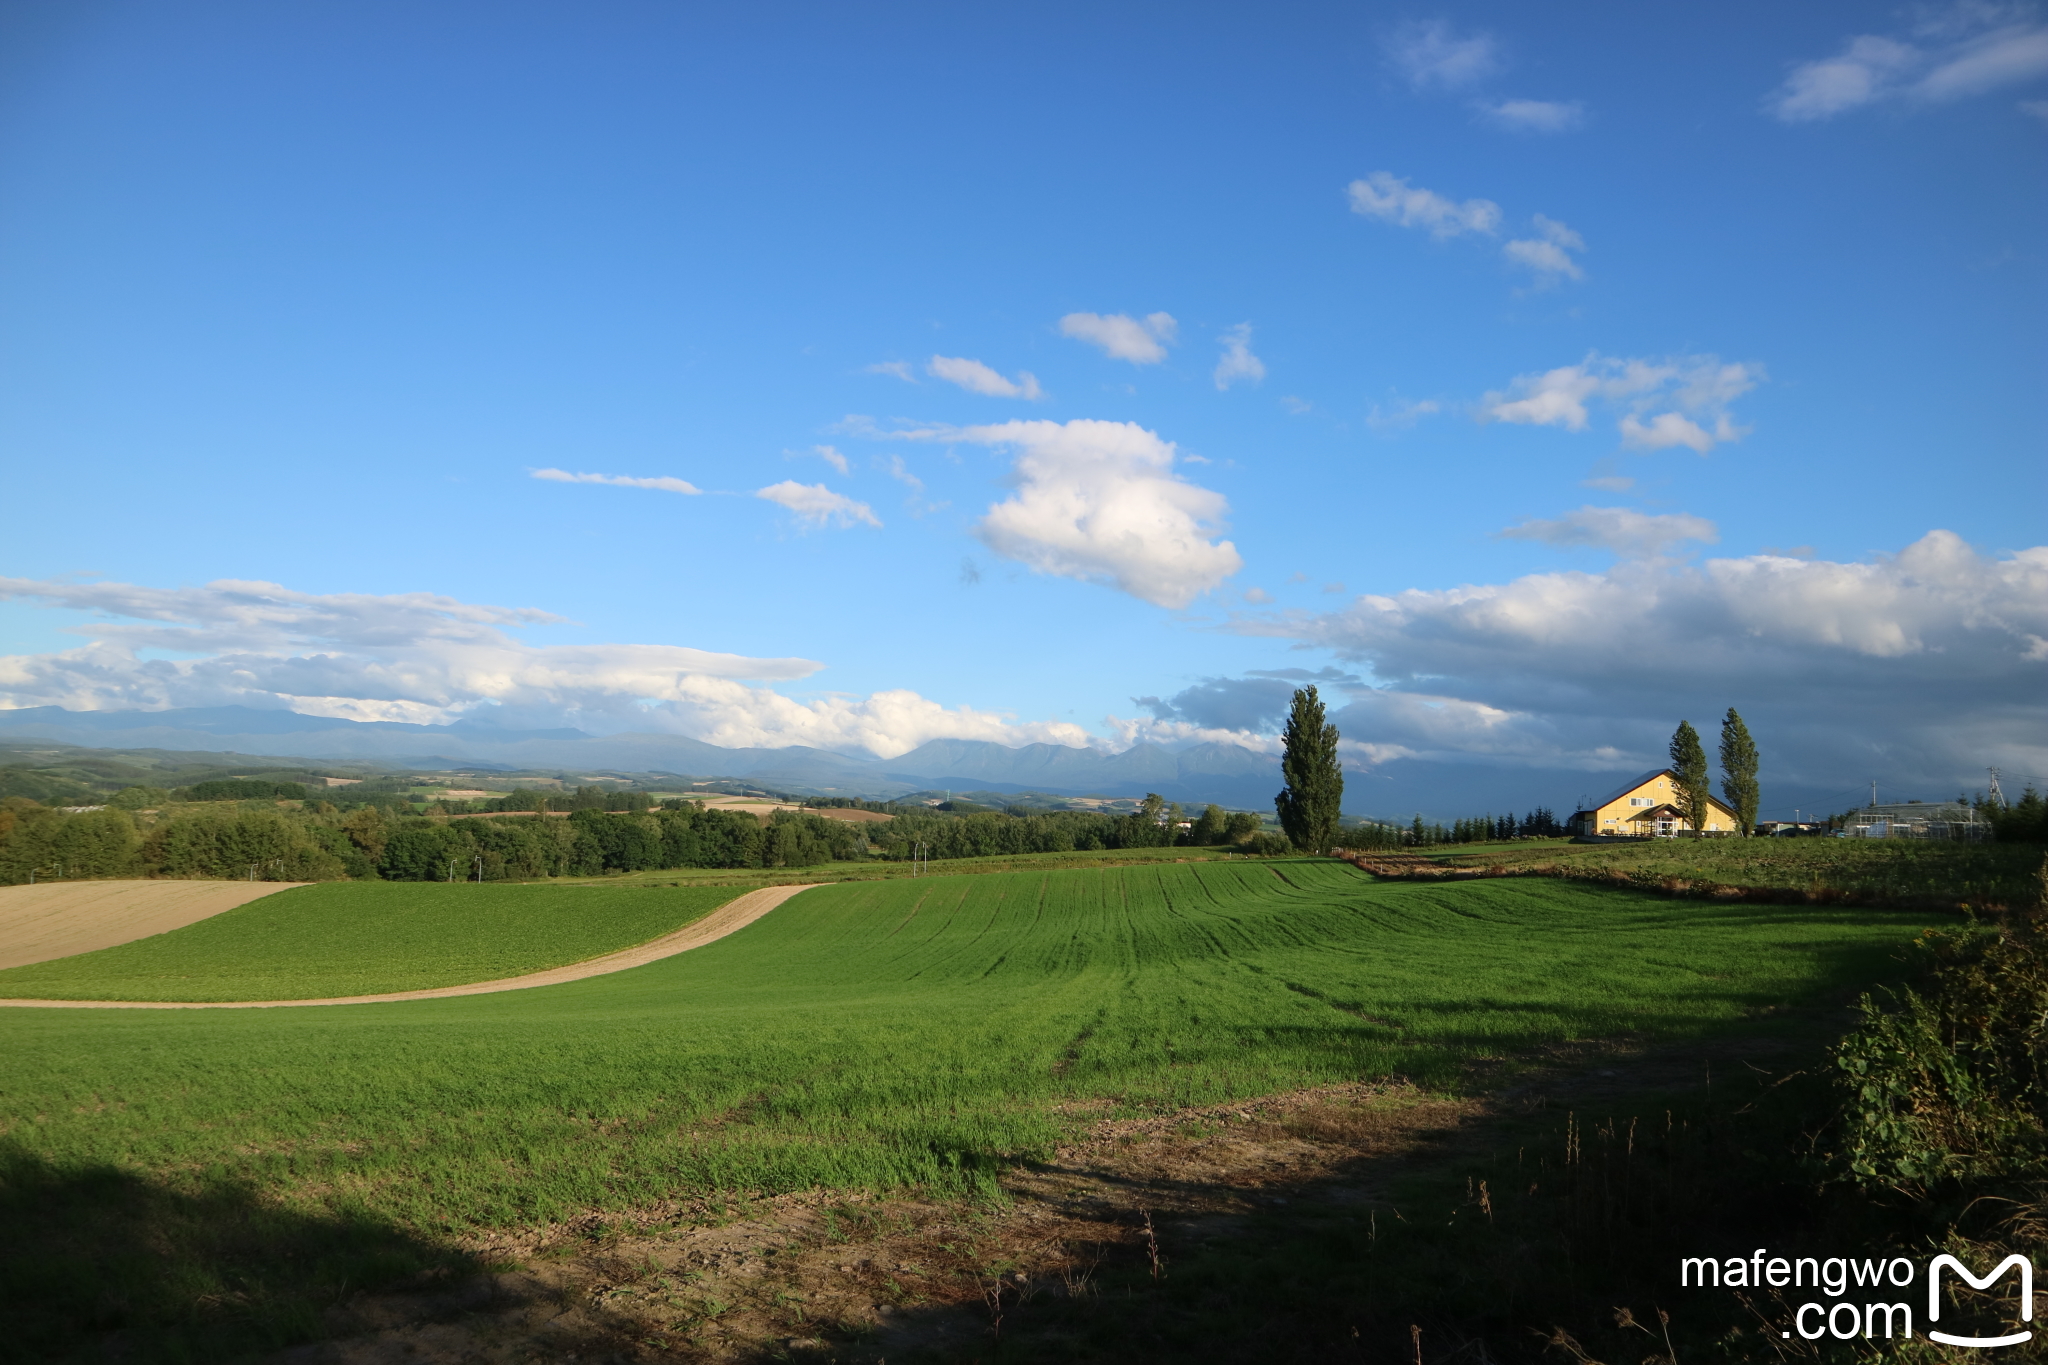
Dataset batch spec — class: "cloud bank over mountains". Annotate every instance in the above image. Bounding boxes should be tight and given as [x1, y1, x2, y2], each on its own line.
[1236, 529, 2048, 788]
[3, 528, 2040, 797]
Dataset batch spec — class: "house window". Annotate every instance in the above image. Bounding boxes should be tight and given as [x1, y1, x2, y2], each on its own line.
[1630, 797, 1654, 807]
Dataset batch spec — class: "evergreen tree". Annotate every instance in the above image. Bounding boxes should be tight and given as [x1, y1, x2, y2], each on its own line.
[1719, 707, 1761, 836]
[1275, 685, 1344, 854]
[1669, 720, 1712, 835]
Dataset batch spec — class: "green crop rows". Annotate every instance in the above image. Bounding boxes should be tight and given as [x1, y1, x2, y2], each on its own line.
[0, 859, 1933, 1234]
[0, 881, 742, 1001]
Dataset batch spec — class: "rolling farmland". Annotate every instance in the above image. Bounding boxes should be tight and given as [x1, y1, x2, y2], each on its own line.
[0, 858, 1932, 1235]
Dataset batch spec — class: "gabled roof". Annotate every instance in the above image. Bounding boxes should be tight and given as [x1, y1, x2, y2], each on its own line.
[1591, 769, 1671, 808]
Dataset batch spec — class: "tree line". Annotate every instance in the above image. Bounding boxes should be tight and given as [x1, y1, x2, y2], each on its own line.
[0, 787, 1295, 886]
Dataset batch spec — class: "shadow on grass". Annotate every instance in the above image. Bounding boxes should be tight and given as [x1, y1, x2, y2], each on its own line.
[0, 1141, 473, 1364]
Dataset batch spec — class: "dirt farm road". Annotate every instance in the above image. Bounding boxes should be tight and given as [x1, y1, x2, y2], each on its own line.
[0, 882, 818, 1011]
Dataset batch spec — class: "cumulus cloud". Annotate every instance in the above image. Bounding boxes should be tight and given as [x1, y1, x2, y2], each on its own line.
[1479, 352, 1762, 453]
[1502, 214, 1586, 284]
[893, 419, 1242, 609]
[532, 468, 702, 495]
[1497, 506, 1719, 558]
[927, 355, 1044, 400]
[1481, 98, 1586, 132]
[1213, 324, 1266, 390]
[1769, 7, 2048, 120]
[1347, 171, 1503, 238]
[755, 481, 882, 529]
[0, 576, 1109, 760]
[1240, 531, 2048, 786]
[1384, 19, 1501, 90]
[1059, 311, 1178, 364]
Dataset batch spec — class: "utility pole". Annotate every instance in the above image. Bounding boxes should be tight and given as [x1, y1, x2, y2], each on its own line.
[1870, 779, 1878, 808]
[1988, 767, 2005, 806]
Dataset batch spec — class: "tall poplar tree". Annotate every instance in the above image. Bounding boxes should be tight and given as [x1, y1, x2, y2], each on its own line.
[1276, 684, 1343, 854]
[1669, 720, 1711, 835]
[1719, 707, 1760, 836]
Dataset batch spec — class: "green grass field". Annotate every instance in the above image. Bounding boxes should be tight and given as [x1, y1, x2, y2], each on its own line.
[1426, 835, 2042, 906]
[0, 881, 744, 1000]
[0, 859, 1935, 1230]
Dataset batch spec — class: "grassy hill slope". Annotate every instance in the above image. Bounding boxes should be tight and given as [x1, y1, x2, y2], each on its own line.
[0, 882, 744, 1000]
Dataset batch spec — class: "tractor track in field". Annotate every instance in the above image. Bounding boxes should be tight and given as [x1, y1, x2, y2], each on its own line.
[0, 883, 818, 1011]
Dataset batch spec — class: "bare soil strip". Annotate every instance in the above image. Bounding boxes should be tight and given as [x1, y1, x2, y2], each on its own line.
[0, 883, 818, 1012]
[0, 879, 308, 970]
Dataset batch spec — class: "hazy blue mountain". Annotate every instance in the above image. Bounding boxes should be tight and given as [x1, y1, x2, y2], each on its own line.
[0, 706, 1283, 808]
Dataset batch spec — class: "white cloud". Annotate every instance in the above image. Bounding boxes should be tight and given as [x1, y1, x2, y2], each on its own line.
[927, 355, 1045, 400]
[1769, 9, 2048, 120]
[882, 453, 923, 493]
[1384, 19, 1502, 90]
[2023, 97, 2048, 117]
[0, 577, 1111, 760]
[806, 445, 850, 474]
[1347, 171, 1502, 238]
[1058, 312, 1178, 364]
[755, 481, 882, 529]
[1244, 587, 1274, 604]
[1366, 397, 1443, 432]
[1280, 396, 1313, 415]
[1496, 505, 1719, 558]
[1479, 352, 1762, 453]
[893, 419, 1242, 609]
[1213, 324, 1266, 390]
[1502, 214, 1586, 283]
[1241, 531, 2048, 784]
[864, 360, 916, 381]
[531, 468, 702, 495]
[1481, 98, 1586, 132]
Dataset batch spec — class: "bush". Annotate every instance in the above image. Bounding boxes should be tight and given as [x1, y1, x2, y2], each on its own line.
[1244, 831, 1294, 857]
[1834, 858, 2048, 1189]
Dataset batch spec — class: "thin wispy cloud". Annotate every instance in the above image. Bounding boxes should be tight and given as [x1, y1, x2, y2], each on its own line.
[755, 481, 882, 528]
[1480, 352, 1763, 454]
[1384, 19, 1501, 90]
[1058, 311, 1179, 364]
[1496, 505, 1720, 558]
[864, 360, 916, 381]
[1213, 324, 1266, 391]
[1769, 4, 2048, 120]
[927, 355, 1045, 400]
[1502, 214, 1587, 284]
[804, 444, 850, 474]
[531, 468, 702, 495]
[1480, 98, 1586, 132]
[1347, 171, 1502, 238]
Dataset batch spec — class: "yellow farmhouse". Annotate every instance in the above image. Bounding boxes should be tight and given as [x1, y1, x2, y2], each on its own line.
[1569, 769, 1742, 838]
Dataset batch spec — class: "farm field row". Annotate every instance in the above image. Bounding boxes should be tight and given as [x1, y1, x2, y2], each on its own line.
[0, 859, 1935, 1236]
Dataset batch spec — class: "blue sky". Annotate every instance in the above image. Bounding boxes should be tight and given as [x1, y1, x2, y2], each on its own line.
[1, 0, 2044, 812]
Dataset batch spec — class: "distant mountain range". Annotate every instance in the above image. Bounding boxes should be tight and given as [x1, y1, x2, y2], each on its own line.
[0, 706, 1286, 809]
